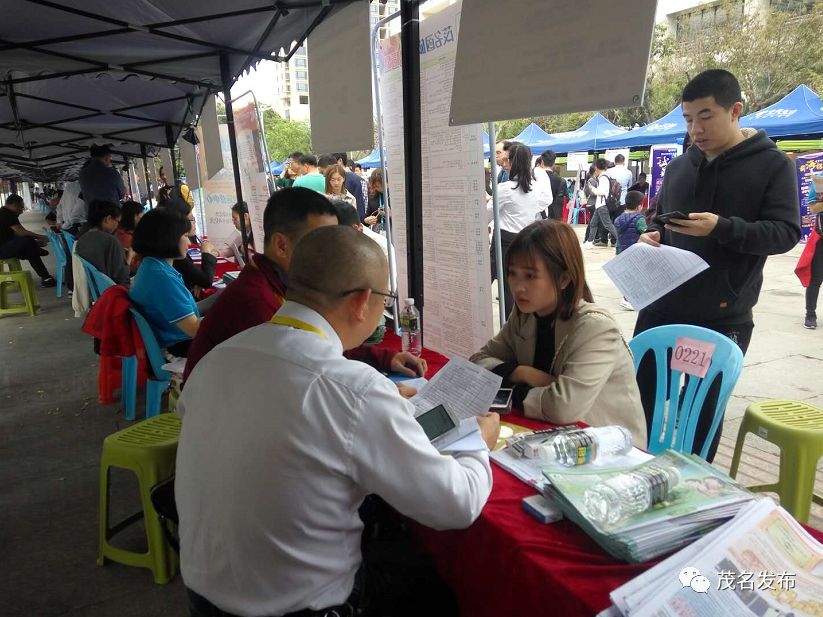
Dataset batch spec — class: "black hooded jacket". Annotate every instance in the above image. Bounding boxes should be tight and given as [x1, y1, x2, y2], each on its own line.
[645, 129, 800, 325]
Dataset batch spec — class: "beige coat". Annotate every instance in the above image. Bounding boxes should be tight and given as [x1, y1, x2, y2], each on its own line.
[470, 301, 647, 448]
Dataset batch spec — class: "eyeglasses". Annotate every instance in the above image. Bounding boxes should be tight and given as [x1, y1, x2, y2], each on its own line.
[340, 288, 397, 309]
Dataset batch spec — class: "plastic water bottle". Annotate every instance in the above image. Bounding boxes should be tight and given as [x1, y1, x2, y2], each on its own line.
[583, 465, 681, 526]
[399, 298, 422, 356]
[550, 426, 633, 466]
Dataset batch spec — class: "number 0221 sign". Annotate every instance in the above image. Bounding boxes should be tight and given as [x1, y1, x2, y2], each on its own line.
[670, 337, 716, 378]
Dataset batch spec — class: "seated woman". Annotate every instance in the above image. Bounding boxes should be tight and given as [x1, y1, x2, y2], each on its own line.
[115, 200, 144, 271]
[470, 220, 647, 447]
[209, 201, 254, 259]
[75, 200, 130, 287]
[161, 197, 217, 299]
[130, 208, 201, 357]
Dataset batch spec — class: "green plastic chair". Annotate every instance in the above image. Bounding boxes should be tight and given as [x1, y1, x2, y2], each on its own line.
[0, 257, 22, 272]
[0, 269, 39, 317]
[729, 400, 823, 523]
[97, 413, 181, 584]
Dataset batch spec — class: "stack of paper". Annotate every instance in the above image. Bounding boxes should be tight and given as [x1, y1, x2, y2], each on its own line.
[599, 498, 823, 617]
[543, 450, 755, 562]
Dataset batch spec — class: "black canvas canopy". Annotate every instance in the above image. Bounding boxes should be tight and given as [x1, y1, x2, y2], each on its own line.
[0, 0, 355, 181]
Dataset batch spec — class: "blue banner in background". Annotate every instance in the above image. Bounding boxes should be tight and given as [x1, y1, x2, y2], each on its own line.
[796, 152, 823, 243]
[649, 145, 680, 199]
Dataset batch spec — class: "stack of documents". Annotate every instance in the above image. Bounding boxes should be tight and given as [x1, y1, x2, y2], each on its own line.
[543, 450, 755, 563]
[598, 498, 823, 617]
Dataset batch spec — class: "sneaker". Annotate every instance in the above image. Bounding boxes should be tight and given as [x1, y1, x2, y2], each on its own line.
[620, 299, 635, 311]
[804, 313, 817, 329]
[582, 241, 594, 249]
[593, 241, 608, 248]
[40, 276, 57, 288]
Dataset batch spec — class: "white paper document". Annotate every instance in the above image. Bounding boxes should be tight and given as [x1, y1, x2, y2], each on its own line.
[410, 356, 502, 420]
[439, 417, 487, 453]
[602, 242, 709, 311]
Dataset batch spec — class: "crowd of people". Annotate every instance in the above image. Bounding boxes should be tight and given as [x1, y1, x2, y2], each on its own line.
[0, 67, 817, 617]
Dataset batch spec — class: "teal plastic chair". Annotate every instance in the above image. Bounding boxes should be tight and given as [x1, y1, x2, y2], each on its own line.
[78, 256, 116, 302]
[46, 229, 67, 297]
[127, 307, 171, 419]
[61, 230, 76, 254]
[628, 324, 744, 459]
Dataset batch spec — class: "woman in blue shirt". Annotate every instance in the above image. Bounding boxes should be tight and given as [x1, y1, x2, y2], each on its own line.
[130, 208, 202, 356]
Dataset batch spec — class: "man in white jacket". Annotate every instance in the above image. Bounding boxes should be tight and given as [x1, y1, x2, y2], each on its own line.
[583, 158, 618, 248]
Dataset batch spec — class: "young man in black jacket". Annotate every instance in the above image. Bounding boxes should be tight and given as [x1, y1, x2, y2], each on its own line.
[635, 69, 800, 462]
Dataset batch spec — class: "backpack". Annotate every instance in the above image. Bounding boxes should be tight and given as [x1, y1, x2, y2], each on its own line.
[603, 175, 622, 213]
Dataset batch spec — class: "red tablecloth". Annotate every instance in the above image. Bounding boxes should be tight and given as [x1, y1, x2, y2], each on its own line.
[375, 332, 823, 617]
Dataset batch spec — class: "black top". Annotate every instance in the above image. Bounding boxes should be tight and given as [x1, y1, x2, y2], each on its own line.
[491, 313, 556, 407]
[0, 206, 21, 247]
[173, 252, 216, 294]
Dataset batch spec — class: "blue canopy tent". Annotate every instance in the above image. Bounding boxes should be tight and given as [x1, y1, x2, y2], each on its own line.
[548, 113, 627, 153]
[269, 160, 284, 176]
[356, 149, 384, 169]
[598, 105, 687, 149]
[740, 85, 823, 138]
[482, 131, 491, 157]
[509, 122, 556, 151]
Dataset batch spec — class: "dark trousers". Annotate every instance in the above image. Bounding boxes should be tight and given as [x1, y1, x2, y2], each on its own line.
[188, 498, 457, 617]
[806, 242, 823, 313]
[634, 310, 753, 462]
[490, 229, 517, 318]
[0, 236, 51, 279]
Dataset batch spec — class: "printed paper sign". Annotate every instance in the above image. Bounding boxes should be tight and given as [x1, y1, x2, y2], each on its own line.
[671, 336, 716, 378]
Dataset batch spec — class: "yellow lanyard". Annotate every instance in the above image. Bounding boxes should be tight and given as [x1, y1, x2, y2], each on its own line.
[270, 315, 327, 339]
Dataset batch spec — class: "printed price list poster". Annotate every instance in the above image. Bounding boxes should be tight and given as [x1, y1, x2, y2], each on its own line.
[379, 1, 492, 358]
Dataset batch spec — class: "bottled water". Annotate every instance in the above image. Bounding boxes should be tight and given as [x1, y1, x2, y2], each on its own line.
[549, 426, 633, 466]
[583, 465, 681, 526]
[400, 298, 422, 356]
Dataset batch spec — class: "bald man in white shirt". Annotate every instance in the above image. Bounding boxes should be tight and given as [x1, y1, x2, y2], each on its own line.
[177, 225, 500, 617]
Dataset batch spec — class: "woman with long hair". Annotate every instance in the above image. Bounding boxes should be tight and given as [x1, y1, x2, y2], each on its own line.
[324, 164, 357, 209]
[471, 219, 646, 446]
[365, 168, 385, 227]
[491, 143, 552, 317]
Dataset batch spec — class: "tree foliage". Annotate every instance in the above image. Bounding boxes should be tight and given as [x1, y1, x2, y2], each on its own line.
[260, 106, 312, 162]
[496, 2, 822, 139]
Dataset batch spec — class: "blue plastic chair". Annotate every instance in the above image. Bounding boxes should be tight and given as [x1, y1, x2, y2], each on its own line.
[628, 324, 744, 459]
[126, 307, 171, 420]
[571, 205, 588, 224]
[61, 230, 76, 254]
[46, 229, 67, 297]
[77, 256, 115, 302]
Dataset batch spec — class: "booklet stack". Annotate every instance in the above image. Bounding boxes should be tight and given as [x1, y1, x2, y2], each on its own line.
[542, 450, 755, 563]
[598, 498, 823, 617]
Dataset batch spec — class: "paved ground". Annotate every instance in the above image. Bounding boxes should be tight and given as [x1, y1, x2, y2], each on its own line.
[1, 211, 820, 616]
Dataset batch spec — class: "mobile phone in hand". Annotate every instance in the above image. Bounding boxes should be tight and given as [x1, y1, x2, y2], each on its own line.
[655, 211, 690, 226]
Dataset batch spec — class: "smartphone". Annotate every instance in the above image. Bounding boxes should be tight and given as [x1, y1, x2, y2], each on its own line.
[415, 404, 461, 448]
[490, 388, 513, 413]
[655, 211, 690, 226]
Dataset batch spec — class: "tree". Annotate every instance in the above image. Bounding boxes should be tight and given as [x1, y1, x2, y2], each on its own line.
[259, 106, 312, 162]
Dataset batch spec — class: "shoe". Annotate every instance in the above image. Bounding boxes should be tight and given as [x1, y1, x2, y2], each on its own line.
[804, 313, 817, 329]
[40, 276, 57, 288]
[620, 299, 635, 311]
[593, 241, 608, 248]
[582, 241, 594, 249]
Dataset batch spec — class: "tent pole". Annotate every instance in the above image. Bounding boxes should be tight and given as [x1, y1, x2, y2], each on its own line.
[221, 53, 250, 264]
[488, 122, 506, 328]
[141, 145, 153, 209]
[165, 124, 178, 184]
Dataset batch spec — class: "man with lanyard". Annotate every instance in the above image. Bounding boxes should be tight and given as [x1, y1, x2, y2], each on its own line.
[183, 188, 426, 391]
[635, 69, 800, 461]
[177, 225, 500, 617]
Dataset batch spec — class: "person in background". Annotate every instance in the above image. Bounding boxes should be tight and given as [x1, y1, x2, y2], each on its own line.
[275, 152, 302, 190]
[177, 225, 497, 617]
[635, 69, 800, 461]
[160, 198, 217, 300]
[115, 200, 144, 270]
[78, 144, 125, 205]
[292, 154, 326, 193]
[536, 150, 566, 220]
[494, 141, 512, 183]
[629, 172, 649, 195]
[365, 168, 385, 227]
[613, 191, 647, 311]
[55, 180, 86, 235]
[324, 163, 357, 208]
[130, 208, 202, 356]
[354, 163, 364, 177]
[0, 194, 56, 287]
[608, 154, 634, 220]
[491, 142, 552, 317]
[208, 201, 254, 259]
[801, 201, 823, 329]
[157, 165, 194, 208]
[183, 188, 424, 389]
[582, 158, 618, 249]
[334, 153, 369, 222]
[75, 200, 130, 287]
[471, 219, 646, 447]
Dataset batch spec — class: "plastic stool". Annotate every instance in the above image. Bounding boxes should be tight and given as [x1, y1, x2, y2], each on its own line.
[0, 257, 22, 272]
[97, 413, 181, 583]
[0, 270, 39, 317]
[729, 400, 823, 523]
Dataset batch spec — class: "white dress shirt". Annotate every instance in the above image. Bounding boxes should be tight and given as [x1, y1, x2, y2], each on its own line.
[493, 172, 552, 233]
[176, 301, 492, 617]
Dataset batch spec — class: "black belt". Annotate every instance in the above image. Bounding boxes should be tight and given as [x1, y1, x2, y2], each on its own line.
[187, 588, 358, 617]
